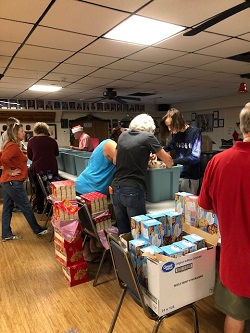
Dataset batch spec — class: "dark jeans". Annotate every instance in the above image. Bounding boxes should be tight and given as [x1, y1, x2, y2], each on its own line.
[111, 186, 146, 235]
[1, 181, 43, 238]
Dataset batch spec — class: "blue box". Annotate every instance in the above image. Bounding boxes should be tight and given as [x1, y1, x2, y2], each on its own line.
[73, 155, 90, 176]
[62, 153, 77, 175]
[145, 165, 182, 202]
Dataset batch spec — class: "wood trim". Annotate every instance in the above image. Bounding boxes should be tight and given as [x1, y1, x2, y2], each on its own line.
[0, 110, 56, 122]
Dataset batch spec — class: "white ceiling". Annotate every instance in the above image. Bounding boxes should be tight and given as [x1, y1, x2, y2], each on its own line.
[0, 0, 249, 105]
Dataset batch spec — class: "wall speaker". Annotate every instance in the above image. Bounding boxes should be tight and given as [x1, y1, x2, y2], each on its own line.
[157, 104, 170, 111]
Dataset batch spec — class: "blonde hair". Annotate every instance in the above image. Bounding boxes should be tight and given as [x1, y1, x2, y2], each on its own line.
[34, 122, 50, 135]
[129, 114, 155, 134]
[3, 123, 23, 149]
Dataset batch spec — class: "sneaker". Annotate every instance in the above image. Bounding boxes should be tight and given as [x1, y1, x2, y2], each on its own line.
[2, 234, 23, 242]
[37, 227, 52, 236]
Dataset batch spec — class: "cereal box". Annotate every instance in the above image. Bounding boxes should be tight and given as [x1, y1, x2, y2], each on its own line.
[141, 219, 163, 247]
[197, 206, 219, 235]
[175, 192, 192, 222]
[183, 233, 205, 250]
[80, 192, 108, 213]
[160, 244, 183, 258]
[174, 239, 197, 254]
[54, 236, 84, 267]
[184, 195, 199, 227]
[131, 215, 151, 239]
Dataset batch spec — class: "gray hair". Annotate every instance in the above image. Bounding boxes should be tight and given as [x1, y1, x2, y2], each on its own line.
[129, 114, 155, 134]
[240, 102, 250, 134]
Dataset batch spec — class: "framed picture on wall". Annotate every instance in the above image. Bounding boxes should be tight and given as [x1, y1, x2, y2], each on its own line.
[25, 131, 33, 142]
[48, 124, 57, 139]
[219, 119, 224, 128]
[213, 110, 219, 119]
[191, 112, 196, 121]
[213, 119, 218, 128]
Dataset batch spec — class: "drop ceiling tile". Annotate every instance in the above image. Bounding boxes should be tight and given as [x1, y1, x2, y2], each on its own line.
[106, 59, 153, 71]
[123, 72, 161, 82]
[165, 53, 221, 67]
[5, 68, 48, 79]
[0, 0, 51, 23]
[90, 68, 133, 80]
[198, 59, 250, 74]
[0, 41, 21, 57]
[17, 45, 74, 62]
[53, 63, 98, 76]
[40, 0, 129, 36]
[66, 53, 118, 67]
[26, 26, 96, 51]
[0, 56, 11, 67]
[127, 47, 186, 63]
[83, 39, 145, 57]
[43, 72, 84, 83]
[140, 64, 187, 75]
[9, 58, 58, 72]
[84, 0, 149, 12]
[196, 38, 250, 57]
[0, 20, 32, 43]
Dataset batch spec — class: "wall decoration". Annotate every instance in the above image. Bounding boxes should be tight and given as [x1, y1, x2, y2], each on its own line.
[62, 102, 69, 110]
[76, 102, 83, 110]
[219, 119, 224, 128]
[196, 114, 213, 132]
[0, 99, 9, 109]
[9, 99, 19, 109]
[27, 100, 36, 109]
[45, 101, 53, 110]
[19, 100, 27, 109]
[36, 100, 44, 109]
[191, 112, 196, 121]
[213, 119, 218, 128]
[69, 101, 76, 110]
[48, 123, 57, 139]
[26, 125, 31, 130]
[25, 131, 33, 142]
[213, 110, 219, 119]
[61, 119, 69, 129]
[53, 101, 61, 110]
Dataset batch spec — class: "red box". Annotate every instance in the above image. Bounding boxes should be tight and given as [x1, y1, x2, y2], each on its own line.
[51, 180, 76, 201]
[62, 261, 88, 287]
[54, 236, 84, 267]
[54, 222, 82, 246]
[80, 192, 108, 213]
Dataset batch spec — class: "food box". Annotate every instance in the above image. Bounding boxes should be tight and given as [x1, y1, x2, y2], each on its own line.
[62, 261, 88, 287]
[51, 180, 76, 201]
[54, 236, 84, 267]
[80, 191, 108, 213]
[121, 224, 219, 316]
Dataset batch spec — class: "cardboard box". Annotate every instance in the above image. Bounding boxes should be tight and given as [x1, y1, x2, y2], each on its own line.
[62, 261, 88, 287]
[201, 135, 215, 152]
[54, 237, 84, 267]
[121, 224, 219, 316]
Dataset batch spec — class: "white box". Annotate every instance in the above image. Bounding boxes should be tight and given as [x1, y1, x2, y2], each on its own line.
[139, 224, 218, 315]
[145, 224, 218, 316]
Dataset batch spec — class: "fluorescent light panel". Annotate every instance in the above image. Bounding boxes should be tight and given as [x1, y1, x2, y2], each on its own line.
[104, 15, 185, 46]
[29, 85, 62, 92]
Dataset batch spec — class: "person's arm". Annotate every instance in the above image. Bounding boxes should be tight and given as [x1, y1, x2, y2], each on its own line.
[103, 140, 117, 164]
[163, 138, 175, 152]
[70, 145, 88, 151]
[174, 131, 201, 165]
[155, 148, 174, 168]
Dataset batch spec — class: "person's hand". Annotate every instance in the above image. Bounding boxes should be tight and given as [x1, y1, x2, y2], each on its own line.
[70, 146, 73, 149]
[149, 153, 157, 161]
[8, 168, 21, 176]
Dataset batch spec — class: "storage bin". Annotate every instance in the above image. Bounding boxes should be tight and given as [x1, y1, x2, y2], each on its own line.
[57, 153, 65, 171]
[145, 165, 182, 203]
[73, 155, 90, 176]
[63, 153, 77, 175]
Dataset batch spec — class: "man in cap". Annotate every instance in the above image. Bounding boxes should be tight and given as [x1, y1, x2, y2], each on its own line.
[70, 125, 94, 152]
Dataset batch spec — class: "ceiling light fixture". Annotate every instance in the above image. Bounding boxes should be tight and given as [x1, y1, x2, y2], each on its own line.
[238, 82, 248, 93]
[29, 85, 62, 92]
[104, 15, 185, 46]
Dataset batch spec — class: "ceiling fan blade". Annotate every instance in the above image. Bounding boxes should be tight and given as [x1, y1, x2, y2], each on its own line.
[114, 97, 127, 104]
[117, 95, 141, 101]
[183, 1, 250, 36]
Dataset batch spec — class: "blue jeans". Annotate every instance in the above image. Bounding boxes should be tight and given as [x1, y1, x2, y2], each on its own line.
[1, 181, 43, 238]
[111, 186, 146, 235]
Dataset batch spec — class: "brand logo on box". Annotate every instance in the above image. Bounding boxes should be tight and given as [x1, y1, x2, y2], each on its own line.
[162, 262, 175, 272]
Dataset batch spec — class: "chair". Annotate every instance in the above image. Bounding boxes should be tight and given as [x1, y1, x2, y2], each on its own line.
[36, 173, 53, 227]
[78, 201, 111, 287]
[91, 138, 99, 149]
[107, 233, 199, 333]
[27, 167, 37, 211]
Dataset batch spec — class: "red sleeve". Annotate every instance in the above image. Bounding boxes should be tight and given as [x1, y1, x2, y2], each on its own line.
[198, 160, 214, 211]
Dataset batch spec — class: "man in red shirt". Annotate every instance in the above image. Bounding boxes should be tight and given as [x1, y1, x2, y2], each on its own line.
[198, 102, 250, 333]
[70, 125, 94, 152]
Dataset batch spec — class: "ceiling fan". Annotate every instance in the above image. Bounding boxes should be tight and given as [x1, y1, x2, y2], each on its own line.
[184, 0, 250, 36]
[99, 88, 141, 104]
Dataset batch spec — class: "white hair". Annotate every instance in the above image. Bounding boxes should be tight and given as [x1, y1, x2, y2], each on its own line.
[129, 114, 155, 134]
[240, 102, 250, 134]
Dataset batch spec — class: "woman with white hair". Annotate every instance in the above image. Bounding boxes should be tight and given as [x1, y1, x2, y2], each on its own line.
[110, 113, 173, 234]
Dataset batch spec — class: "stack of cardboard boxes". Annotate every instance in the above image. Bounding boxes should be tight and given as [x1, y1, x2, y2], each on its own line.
[51, 180, 88, 287]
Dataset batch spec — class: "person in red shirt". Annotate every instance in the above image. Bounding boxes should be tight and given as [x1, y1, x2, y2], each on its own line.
[198, 102, 250, 333]
[70, 125, 94, 152]
[0, 122, 51, 241]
